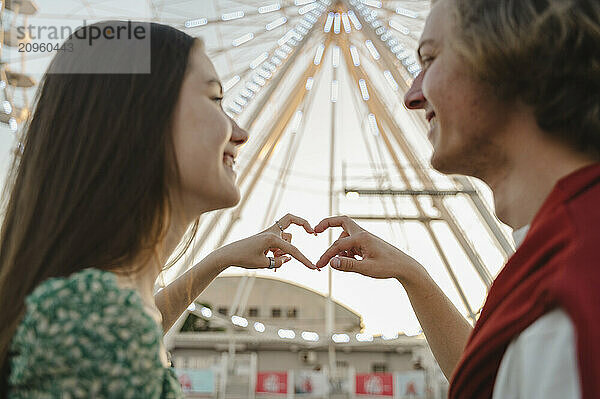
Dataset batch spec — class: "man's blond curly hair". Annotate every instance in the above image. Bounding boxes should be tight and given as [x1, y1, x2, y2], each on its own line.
[436, 0, 600, 158]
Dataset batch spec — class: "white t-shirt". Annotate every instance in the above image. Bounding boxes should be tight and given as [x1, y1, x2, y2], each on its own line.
[491, 226, 581, 399]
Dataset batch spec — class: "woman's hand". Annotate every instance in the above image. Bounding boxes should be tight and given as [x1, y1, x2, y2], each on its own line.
[214, 213, 317, 271]
[314, 215, 423, 280]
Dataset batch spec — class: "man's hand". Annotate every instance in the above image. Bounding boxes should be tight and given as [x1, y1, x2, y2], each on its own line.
[314, 215, 422, 280]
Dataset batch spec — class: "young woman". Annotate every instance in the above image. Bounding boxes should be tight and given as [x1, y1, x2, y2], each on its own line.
[0, 22, 316, 397]
[314, 0, 600, 398]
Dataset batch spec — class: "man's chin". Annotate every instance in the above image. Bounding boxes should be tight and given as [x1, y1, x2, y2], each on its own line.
[430, 152, 471, 177]
[430, 152, 454, 175]
[430, 129, 507, 181]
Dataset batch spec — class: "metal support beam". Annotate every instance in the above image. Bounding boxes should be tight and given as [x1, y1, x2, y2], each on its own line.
[349, 215, 444, 222]
[344, 188, 476, 196]
[327, 34, 339, 376]
[237, 274, 256, 317]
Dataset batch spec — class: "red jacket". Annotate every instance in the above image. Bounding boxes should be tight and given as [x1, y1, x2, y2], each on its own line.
[449, 163, 600, 399]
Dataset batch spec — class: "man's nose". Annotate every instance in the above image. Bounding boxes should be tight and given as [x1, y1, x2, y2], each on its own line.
[403, 71, 426, 110]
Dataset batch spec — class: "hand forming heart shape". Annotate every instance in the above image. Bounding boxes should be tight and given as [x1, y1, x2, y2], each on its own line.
[216, 213, 421, 281]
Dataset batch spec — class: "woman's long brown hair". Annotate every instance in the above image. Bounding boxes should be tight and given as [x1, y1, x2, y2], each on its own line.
[0, 22, 199, 393]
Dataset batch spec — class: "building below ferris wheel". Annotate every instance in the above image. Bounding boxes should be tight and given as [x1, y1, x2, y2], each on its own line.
[165, 275, 448, 399]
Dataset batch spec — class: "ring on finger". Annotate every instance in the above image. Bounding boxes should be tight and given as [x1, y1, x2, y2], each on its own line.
[268, 256, 276, 269]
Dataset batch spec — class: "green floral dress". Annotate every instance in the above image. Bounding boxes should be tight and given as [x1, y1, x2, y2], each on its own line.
[8, 268, 184, 398]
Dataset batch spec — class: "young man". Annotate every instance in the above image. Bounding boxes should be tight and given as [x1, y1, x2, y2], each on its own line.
[313, 0, 600, 397]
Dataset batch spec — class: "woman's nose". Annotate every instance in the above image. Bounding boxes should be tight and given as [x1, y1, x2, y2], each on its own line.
[230, 117, 249, 146]
[403, 72, 427, 109]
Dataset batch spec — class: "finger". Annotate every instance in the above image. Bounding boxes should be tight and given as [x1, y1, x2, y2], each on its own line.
[264, 255, 291, 269]
[272, 249, 286, 257]
[267, 235, 316, 269]
[313, 216, 362, 235]
[270, 245, 290, 257]
[336, 230, 349, 241]
[316, 235, 363, 269]
[337, 234, 355, 258]
[278, 213, 315, 235]
[281, 232, 292, 243]
[329, 255, 371, 275]
[339, 250, 355, 258]
[348, 247, 361, 258]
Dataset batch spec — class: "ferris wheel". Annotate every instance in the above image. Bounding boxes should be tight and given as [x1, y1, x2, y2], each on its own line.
[0, 0, 515, 333]
[1, 0, 37, 139]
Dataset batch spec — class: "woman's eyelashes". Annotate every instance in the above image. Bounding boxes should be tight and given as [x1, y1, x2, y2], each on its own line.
[212, 96, 224, 107]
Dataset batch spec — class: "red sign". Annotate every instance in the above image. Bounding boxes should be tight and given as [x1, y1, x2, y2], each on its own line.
[256, 372, 288, 394]
[355, 373, 394, 396]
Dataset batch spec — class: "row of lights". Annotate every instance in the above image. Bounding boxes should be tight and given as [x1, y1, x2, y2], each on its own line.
[359, 0, 421, 20]
[227, 2, 399, 111]
[229, 15, 290, 48]
[323, 40, 398, 105]
[184, 1, 328, 50]
[352, 43, 399, 92]
[350, 0, 422, 77]
[359, 46, 400, 95]
[187, 304, 417, 343]
[360, 0, 382, 8]
[225, 14, 292, 48]
[2, 73, 22, 132]
[345, 46, 395, 124]
[314, 4, 406, 111]
[324, 10, 362, 34]
[184, 3, 279, 28]
[222, 1, 329, 115]
[1, 95, 19, 131]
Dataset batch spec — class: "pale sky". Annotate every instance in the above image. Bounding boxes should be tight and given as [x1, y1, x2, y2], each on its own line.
[0, 0, 515, 338]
